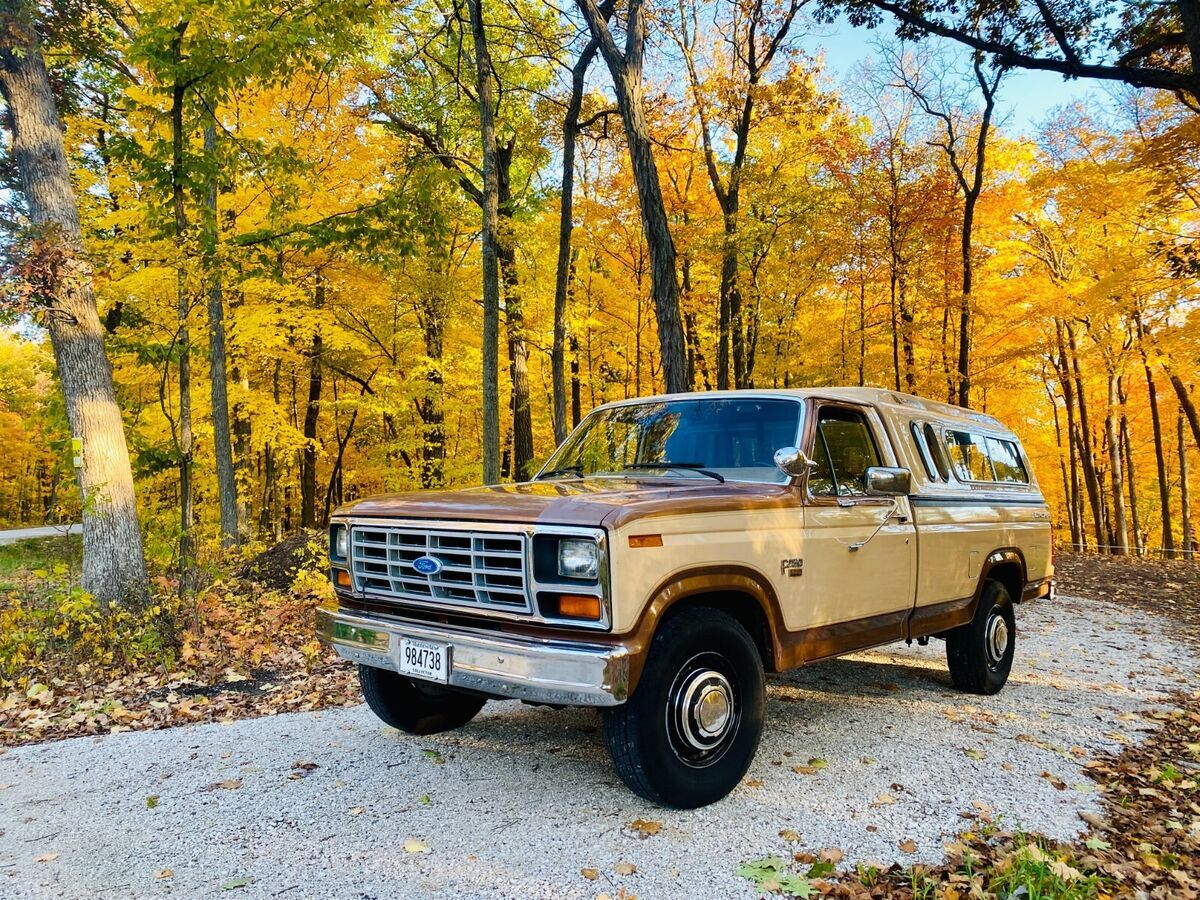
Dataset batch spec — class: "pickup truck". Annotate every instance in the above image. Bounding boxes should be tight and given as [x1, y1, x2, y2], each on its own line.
[319, 387, 1054, 808]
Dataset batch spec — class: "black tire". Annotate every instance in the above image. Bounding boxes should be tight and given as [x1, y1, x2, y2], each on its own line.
[602, 608, 765, 809]
[946, 580, 1016, 695]
[358, 665, 487, 735]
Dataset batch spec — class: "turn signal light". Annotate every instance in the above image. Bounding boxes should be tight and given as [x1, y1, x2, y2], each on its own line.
[335, 569, 352, 588]
[556, 594, 602, 620]
[628, 534, 663, 548]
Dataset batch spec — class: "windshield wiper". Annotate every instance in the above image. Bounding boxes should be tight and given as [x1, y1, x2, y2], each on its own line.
[537, 465, 584, 479]
[624, 462, 725, 483]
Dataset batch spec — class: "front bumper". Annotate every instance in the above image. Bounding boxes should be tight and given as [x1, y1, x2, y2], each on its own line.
[317, 606, 631, 707]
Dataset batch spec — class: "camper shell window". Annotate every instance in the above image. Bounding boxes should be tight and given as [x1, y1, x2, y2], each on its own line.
[942, 429, 1030, 485]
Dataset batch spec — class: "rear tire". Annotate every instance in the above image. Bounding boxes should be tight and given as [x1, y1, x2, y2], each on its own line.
[602, 608, 765, 809]
[358, 665, 486, 735]
[946, 580, 1015, 695]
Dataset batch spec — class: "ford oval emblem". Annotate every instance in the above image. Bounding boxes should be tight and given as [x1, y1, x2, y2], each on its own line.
[412, 555, 442, 576]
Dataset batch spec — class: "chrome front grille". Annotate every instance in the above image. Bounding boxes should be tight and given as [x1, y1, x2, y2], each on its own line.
[350, 526, 531, 614]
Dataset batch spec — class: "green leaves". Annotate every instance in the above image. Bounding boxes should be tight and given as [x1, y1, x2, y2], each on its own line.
[737, 857, 816, 897]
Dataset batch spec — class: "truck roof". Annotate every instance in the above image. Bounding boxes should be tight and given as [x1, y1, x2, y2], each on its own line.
[591, 387, 1012, 436]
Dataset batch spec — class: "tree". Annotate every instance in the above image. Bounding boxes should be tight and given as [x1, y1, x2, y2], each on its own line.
[0, 0, 149, 604]
[835, 0, 1200, 104]
[553, 24, 607, 444]
[577, 0, 691, 393]
[887, 45, 1003, 408]
[673, 0, 804, 389]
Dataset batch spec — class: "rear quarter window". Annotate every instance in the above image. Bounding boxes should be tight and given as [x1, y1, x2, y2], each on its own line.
[909, 421, 940, 481]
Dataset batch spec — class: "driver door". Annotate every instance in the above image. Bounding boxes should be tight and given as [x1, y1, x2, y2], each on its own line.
[796, 402, 917, 658]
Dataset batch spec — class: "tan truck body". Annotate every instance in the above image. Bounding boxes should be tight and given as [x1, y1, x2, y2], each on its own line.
[320, 387, 1053, 705]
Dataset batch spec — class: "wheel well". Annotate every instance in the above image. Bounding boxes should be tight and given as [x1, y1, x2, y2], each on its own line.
[660, 591, 775, 670]
[986, 561, 1023, 606]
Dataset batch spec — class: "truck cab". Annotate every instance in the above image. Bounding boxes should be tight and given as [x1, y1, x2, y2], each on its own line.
[318, 388, 1053, 808]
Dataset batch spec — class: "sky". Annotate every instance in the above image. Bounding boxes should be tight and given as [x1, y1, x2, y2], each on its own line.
[801, 15, 1102, 136]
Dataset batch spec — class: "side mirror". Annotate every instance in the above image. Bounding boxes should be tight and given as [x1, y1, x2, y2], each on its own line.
[774, 446, 815, 480]
[864, 466, 911, 496]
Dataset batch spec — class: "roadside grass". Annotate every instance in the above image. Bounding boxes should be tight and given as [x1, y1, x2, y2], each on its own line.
[0, 535, 81, 591]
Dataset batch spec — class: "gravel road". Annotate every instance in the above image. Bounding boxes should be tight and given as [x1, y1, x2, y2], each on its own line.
[1, 594, 1194, 899]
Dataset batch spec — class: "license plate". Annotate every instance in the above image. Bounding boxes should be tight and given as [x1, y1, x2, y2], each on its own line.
[398, 638, 450, 684]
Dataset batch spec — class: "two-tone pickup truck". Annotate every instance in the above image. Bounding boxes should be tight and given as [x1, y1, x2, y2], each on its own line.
[318, 387, 1053, 808]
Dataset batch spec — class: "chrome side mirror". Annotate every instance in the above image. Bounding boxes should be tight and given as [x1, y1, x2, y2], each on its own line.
[774, 446, 815, 480]
[864, 466, 911, 496]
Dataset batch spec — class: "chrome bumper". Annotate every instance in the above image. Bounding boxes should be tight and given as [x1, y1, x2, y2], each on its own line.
[316, 606, 630, 707]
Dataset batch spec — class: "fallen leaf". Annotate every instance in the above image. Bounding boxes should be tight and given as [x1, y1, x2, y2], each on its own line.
[614, 861, 637, 875]
[627, 818, 662, 838]
[899, 839, 917, 853]
[155, 868, 173, 879]
[779, 829, 801, 842]
[963, 748, 986, 760]
[872, 793, 896, 806]
[806, 757, 828, 769]
[34, 853, 59, 863]
[220, 877, 252, 891]
[203, 779, 242, 792]
[818, 848, 843, 865]
[581, 867, 600, 880]
[402, 838, 429, 854]
[146, 795, 159, 809]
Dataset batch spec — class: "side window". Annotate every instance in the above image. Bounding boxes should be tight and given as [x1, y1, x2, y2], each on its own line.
[909, 421, 939, 481]
[810, 407, 882, 497]
[986, 437, 1029, 484]
[923, 423, 950, 480]
[944, 430, 994, 481]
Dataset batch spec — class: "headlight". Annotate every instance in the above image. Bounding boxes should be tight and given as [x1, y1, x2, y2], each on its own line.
[331, 524, 348, 560]
[558, 538, 599, 580]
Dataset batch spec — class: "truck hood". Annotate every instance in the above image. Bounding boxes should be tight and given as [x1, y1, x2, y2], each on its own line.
[337, 477, 795, 529]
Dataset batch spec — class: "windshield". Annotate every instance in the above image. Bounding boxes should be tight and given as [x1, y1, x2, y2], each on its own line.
[539, 397, 803, 484]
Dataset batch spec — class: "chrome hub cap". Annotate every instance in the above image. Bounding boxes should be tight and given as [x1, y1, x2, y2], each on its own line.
[985, 611, 1009, 666]
[668, 662, 738, 765]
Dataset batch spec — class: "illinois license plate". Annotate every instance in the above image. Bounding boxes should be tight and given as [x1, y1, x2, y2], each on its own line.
[398, 638, 450, 684]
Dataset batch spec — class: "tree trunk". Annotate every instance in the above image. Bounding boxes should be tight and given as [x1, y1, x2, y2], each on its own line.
[1181, 411, 1194, 559]
[300, 277, 323, 528]
[1166, 369, 1200, 452]
[1120, 405, 1143, 556]
[1144, 360, 1175, 557]
[1105, 371, 1129, 555]
[418, 291, 446, 488]
[467, 0, 501, 483]
[202, 119, 239, 547]
[0, 4, 148, 605]
[1065, 322, 1106, 549]
[552, 36, 600, 445]
[169, 25, 195, 593]
[577, 0, 689, 393]
[570, 333, 582, 428]
[496, 141, 535, 480]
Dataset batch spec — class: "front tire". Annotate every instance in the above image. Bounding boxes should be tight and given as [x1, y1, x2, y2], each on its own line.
[358, 665, 487, 735]
[946, 580, 1016, 695]
[602, 608, 765, 809]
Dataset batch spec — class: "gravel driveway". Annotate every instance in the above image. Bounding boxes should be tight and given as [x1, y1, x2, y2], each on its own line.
[1, 594, 1194, 899]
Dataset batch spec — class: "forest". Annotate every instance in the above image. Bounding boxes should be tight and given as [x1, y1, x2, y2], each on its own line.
[2, 0, 1200, 603]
